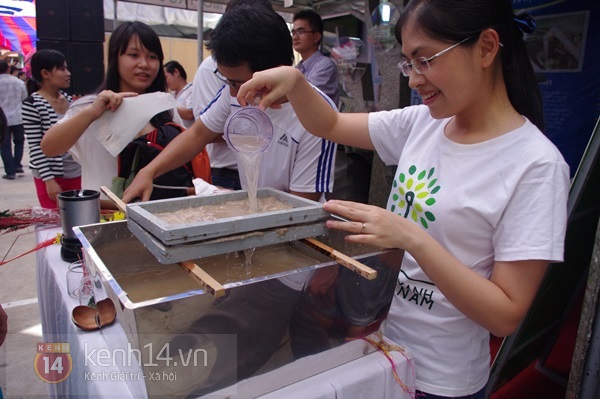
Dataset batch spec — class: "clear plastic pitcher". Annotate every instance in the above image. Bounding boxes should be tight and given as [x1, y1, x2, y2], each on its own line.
[224, 107, 273, 154]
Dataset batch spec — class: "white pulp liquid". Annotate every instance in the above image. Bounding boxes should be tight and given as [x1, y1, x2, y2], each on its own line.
[228, 134, 269, 153]
[236, 149, 263, 271]
[237, 151, 262, 212]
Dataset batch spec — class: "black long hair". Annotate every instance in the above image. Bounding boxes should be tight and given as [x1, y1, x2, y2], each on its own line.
[395, 0, 544, 131]
[164, 60, 187, 80]
[26, 49, 68, 95]
[102, 21, 171, 128]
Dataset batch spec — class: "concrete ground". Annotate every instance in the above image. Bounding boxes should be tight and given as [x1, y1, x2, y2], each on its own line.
[1, 149, 50, 398]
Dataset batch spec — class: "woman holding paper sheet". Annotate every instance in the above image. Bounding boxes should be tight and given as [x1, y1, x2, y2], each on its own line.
[41, 22, 187, 208]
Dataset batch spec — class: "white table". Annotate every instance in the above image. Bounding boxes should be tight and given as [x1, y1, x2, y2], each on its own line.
[36, 228, 137, 398]
[36, 228, 415, 399]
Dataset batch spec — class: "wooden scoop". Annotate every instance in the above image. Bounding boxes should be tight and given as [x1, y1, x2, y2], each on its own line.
[72, 305, 101, 331]
[96, 298, 117, 327]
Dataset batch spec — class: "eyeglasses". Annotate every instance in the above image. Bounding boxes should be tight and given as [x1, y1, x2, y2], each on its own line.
[398, 37, 471, 77]
[213, 69, 246, 90]
[291, 28, 317, 37]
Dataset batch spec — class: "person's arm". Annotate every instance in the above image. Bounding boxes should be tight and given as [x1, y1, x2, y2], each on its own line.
[121, 119, 220, 203]
[238, 66, 372, 150]
[41, 91, 137, 156]
[19, 80, 27, 101]
[290, 191, 322, 202]
[322, 199, 548, 337]
[177, 106, 194, 122]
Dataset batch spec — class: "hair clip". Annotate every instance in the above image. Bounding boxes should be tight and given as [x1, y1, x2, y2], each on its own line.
[513, 12, 536, 34]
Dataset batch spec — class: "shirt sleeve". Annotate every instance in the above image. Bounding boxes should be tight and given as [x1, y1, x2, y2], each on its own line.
[369, 106, 429, 166]
[192, 58, 227, 120]
[493, 158, 570, 262]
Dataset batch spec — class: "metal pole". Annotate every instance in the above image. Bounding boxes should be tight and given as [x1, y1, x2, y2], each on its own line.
[113, 0, 118, 30]
[197, 0, 204, 67]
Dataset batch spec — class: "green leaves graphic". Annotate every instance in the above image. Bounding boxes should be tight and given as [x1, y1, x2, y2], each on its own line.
[391, 165, 440, 229]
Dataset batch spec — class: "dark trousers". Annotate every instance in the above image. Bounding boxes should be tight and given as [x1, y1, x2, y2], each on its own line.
[1, 124, 25, 176]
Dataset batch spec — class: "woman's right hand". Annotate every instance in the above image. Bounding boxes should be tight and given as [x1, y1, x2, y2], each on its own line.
[237, 66, 303, 111]
[89, 90, 139, 119]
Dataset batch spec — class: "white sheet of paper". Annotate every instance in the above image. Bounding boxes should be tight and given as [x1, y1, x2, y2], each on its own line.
[91, 92, 178, 157]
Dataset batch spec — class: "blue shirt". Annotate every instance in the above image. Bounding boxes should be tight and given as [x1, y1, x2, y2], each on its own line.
[296, 51, 339, 107]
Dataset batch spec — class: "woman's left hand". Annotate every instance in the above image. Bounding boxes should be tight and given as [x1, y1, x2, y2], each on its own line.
[323, 199, 421, 251]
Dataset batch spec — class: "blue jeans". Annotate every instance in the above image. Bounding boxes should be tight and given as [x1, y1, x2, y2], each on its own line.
[416, 386, 486, 399]
[1, 123, 25, 176]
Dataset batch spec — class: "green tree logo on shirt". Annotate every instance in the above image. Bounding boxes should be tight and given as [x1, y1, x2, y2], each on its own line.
[390, 165, 440, 229]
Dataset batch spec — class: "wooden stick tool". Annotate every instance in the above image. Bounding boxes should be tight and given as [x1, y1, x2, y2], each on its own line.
[301, 237, 378, 280]
[179, 261, 226, 297]
[100, 186, 127, 214]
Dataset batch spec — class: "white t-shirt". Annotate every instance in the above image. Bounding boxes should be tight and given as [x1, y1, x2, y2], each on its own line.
[192, 57, 238, 170]
[65, 96, 117, 193]
[369, 105, 569, 396]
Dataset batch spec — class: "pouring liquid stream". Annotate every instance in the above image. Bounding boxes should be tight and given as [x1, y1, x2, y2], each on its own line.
[225, 104, 273, 271]
[231, 137, 267, 270]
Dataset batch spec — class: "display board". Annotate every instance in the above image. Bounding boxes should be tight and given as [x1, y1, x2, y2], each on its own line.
[485, 115, 600, 396]
[522, 0, 600, 176]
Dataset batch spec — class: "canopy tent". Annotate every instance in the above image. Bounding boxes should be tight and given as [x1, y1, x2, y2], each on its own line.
[103, 0, 223, 38]
[0, 0, 363, 54]
[105, 0, 365, 38]
[0, 0, 36, 58]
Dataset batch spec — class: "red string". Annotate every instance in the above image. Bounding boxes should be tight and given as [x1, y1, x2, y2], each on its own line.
[0, 235, 59, 266]
[349, 331, 417, 398]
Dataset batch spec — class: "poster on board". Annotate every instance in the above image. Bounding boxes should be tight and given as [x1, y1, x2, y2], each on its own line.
[522, 0, 600, 176]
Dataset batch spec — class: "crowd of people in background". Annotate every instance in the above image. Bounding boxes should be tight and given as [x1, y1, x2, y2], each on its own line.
[1, 5, 342, 206]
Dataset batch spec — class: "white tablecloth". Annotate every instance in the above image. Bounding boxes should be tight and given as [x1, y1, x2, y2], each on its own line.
[36, 228, 136, 398]
[36, 228, 415, 399]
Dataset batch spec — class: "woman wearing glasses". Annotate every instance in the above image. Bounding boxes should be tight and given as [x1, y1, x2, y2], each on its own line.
[238, 0, 569, 398]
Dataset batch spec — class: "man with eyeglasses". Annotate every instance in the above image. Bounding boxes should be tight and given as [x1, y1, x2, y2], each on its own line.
[190, 0, 277, 191]
[292, 10, 339, 107]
